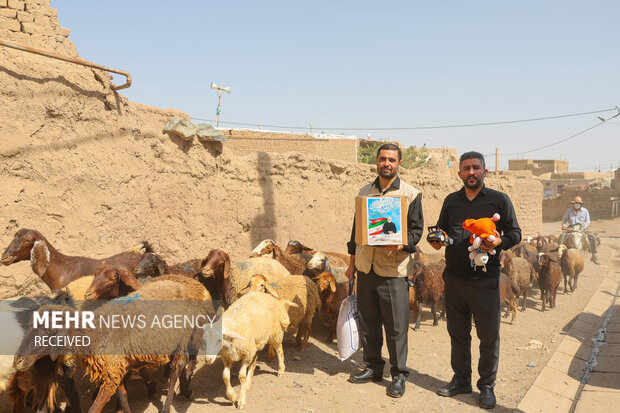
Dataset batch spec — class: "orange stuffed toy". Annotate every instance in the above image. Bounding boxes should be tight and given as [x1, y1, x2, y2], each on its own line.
[462, 213, 501, 243]
[462, 213, 500, 270]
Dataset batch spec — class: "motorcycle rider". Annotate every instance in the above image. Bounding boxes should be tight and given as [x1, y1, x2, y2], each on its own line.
[558, 196, 600, 265]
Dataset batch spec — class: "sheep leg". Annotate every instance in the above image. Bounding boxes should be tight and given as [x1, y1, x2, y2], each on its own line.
[563, 275, 569, 294]
[521, 288, 528, 312]
[267, 344, 276, 359]
[572, 274, 578, 292]
[275, 343, 286, 378]
[414, 302, 423, 330]
[58, 373, 82, 413]
[114, 381, 131, 413]
[178, 355, 197, 399]
[235, 360, 249, 409]
[431, 301, 439, 326]
[299, 322, 311, 351]
[509, 300, 517, 324]
[138, 369, 158, 399]
[162, 356, 181, 413]
[541, 289, 546, 312]
[236, 354, 258, 410]
[87, 383, 116, 413]
[222, 358, 237, 405]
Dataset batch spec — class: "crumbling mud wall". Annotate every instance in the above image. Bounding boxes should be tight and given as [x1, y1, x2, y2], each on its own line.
[0, 0, 543, 299]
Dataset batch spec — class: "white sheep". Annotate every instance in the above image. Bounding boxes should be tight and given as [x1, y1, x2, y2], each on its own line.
[246, 273, 321, 352]
[203, 292, 295, 409]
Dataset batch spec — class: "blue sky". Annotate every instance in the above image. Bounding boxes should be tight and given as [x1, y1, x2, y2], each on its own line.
[54, 1, 620, 171]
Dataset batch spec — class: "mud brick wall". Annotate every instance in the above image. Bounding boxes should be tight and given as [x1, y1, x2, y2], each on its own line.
[0, 0, 77, 56]
[224, 129, 358, 162]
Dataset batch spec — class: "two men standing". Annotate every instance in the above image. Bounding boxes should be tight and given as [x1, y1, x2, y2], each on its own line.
[346, 148, 521, 409]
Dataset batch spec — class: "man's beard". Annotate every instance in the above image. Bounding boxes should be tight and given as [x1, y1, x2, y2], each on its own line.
[379, 167, 397, 179]
[463, 175, 483, 190]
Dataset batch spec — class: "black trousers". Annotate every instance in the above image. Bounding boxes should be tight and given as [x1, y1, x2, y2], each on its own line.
[444, 274, 500, 389]
[356, 268, 410, 379]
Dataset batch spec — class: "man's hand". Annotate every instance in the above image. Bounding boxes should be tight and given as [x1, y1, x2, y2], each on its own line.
[345, 255, 356, 280]
[429, 241, 443, 250]
[561, 225, 567, 230]
[381, 245, 404, 251]
[481, 230, 502, 252]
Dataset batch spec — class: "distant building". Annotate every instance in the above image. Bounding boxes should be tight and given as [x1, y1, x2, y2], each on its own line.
[508, 159, 569, 176]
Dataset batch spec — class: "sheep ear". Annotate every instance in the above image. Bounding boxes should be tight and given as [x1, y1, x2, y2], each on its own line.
[156, 262, 166, 276]
[282, 299, 298, 310]
[222, 254, 231, 280]
[301, 245, 313, 252]
[222, 327, 245, 341]
[329, 276, 336, 293]
[118, 268, 141, 291]
[30, 241, 50, 276]
[264, 282, 280, 299]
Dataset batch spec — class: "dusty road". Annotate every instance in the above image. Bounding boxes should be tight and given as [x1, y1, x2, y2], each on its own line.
[3, 219, 619, 413]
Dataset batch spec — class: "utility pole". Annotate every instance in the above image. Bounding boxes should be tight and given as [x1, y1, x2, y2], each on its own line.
[495, 148, 499, 177]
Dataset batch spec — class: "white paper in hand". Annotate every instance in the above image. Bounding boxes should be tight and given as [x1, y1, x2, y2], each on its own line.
[337, 293, 360, 361]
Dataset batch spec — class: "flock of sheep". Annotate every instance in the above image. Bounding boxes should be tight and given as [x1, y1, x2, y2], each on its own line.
[0, 229, 352, 412]
[0, 228, 589, 412]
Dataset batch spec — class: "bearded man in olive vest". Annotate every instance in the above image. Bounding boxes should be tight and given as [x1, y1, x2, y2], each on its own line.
[345, 143, 424, 398]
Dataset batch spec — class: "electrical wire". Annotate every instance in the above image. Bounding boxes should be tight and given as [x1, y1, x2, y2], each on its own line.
[190, 107, 617, 132]
[486, 108, 620, 157]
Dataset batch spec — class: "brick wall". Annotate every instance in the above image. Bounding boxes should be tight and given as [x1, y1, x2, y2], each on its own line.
[224, 129, 358, 162]
[0, 0, 77, 56]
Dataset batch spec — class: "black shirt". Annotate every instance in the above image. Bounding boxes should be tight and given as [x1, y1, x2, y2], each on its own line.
[436, 185, 521, 279]
[383, 222, 397, 234]
[347, 176, 424, 255]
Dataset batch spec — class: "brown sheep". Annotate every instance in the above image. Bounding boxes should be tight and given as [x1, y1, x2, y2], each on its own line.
[15, 276, 212, 413]
[134, 252, 208, 279]
[285, 240, 349, 268]
[559, 245, 585, 293]
[499, 251, 537, 312]
[201, 249, 290, 309]
[250, 239, 308, 275]
[413, 246, 445, 265]
[537, 253, 562, 311]
[511, 243, 539, 275]
[409, 261, 445, 330]
[312, 270, 349, 342]
[0, 229, 151, 290]
[131, 252, 234, 305]
[499, 272, 519, 324]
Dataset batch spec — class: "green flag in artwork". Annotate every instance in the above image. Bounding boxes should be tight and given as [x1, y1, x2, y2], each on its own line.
[369, 218, 387, 229]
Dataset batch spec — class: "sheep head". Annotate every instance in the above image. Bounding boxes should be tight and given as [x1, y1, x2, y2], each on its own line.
[285, 240, 314, 255]
[246, 274, 281, 298]
[313, 272, 336, 293]
[134, 252, 167, 277]
[85, 265, 141, 300]
[308, 252, 330, 273]
[249, 239, 276, 258]
[1, 228, 44, 265]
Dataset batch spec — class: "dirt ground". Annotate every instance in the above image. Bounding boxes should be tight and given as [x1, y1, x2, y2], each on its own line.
[3, 218, 616, 413]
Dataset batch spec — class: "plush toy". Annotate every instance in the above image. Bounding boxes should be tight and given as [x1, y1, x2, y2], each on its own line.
[462, 213, 500, 271]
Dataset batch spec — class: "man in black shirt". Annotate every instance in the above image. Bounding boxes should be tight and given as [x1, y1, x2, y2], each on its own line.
[429, 151, 521, 409]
